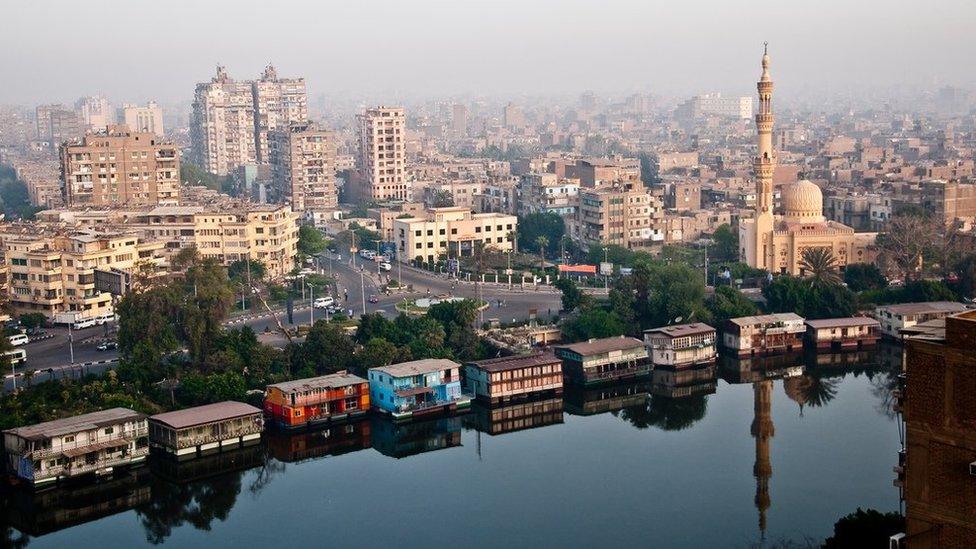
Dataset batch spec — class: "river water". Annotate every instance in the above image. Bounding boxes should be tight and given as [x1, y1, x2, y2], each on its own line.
[2, 344, 904, 548]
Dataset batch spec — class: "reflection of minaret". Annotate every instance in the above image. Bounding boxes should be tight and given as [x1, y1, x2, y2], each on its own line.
[753, 43, 776, 270]
[751, 380, 774, 538]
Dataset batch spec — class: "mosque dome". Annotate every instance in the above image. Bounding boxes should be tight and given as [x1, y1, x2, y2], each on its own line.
[781, 179, 824, 222]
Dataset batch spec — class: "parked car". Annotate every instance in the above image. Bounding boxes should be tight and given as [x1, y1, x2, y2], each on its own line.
[97, 341, 118, 351]
[379, 262, 392, 272]
[368, 294, 379, 303]
[7, 334, 29, 347]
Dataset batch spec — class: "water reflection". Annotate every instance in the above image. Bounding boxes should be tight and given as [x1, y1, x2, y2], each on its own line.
[464, 399, 564, 436]
[563, 380, 651, 417]
[369, 416, 463, 459]
[265, 420, 372, 463]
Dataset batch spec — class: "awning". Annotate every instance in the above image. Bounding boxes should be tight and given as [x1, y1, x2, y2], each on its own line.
[61, 440, 127, 458]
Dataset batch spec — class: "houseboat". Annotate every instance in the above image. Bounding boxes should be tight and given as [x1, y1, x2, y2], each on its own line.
[3, 408, 149, 487]
[368, 358, 472, 420]
[148, 401, 264, 460]
[873, 301, 969, 339]
[723, 313, 805, 357]
[464, 352, 563, 404]
[643, 323, 717, 368]
[264, 371, 370, 430]
[554, 336, 651, 386]
[804, 317, 880, 350]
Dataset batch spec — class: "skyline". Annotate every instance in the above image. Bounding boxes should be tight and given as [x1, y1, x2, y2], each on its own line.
[2, 0, 975, 106]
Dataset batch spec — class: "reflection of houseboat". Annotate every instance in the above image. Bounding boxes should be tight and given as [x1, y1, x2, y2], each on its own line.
[2, 467, 151, 537]
[643, 323, 717, 367]
[149, 401, 264, 461]
[563, 380, 651, 417]
[650, 364, 717, 399]
[369, 416, 462, 459]
[805, 349, 878, 370]
[723, 313, 805, 357]
[266, 420, 371, 463]
[369, 359, 472, 420]
[148, 443, 266, 484]
[804, 317, 880, 351]
[554, 336, 651, 386]
[719, 353, 805, 384]
[465, 399, 564, 435]
[3, 408, 149, 488]
[464, 352, 563, 404]
[264, 372, 370, 430]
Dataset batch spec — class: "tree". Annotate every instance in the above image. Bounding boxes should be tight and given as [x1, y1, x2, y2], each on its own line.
[357, 338, 401, 370]
[706, 286, 758, 325]
[18, 313, 47, 331]
[844, 263, 888, 292]
[799, 247, 841, 286]
[517, 212, 564, 256]
[824, 508, 904, 549]
[711, 224, 739, 262]
[555, 277, 592, 312]
[535, 236, 549, 270]
[763, 276, 856, 319]
[561, 309, 627, 342]
[293, 321, 356, 376]
[228, 259, 266, 285]
[297, 225, 327, 257]
[430, 190, 454, 208]
[876, 210, 937, 281]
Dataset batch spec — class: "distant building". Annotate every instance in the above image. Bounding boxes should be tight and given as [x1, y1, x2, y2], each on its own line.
[393, 207, 516, 264]
[268, 122, 337, 214]
[503, 102, 524, 131]
[60, 125, 180, 206]
[122, 101, 164, 137]
[519, 173, 580, 216]
[576, 180, 663, 249]
[723, 313, 805, 357]
[464, 352, 563, 403]
[264, 372, 370, 430]
[676, 93, 752, 120]
[76, 96, 114, 131]
[451, 104, 467, 137]
[35, 104, 83, 145]
[2, 408, 149, 487]
[368, 358, 472, 419]
[357, 106, 408, 201]
[554, 336, 651, 386]
[643, 323, 717, 368]
[252, 64, 308, 164]
[874, 301, 969, 339]
[148, 401, 263, 459]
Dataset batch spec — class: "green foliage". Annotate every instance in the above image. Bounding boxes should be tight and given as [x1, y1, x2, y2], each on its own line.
[180, 161, 234, 195]
[291, 320, 357, 376]
[706, 286, 759, 326]
[823, 508, 904, 549]
[179, 371, 247, 406]
[298, 225, 327, 256]
[859, 279, 958, 306]
[762, 276, 856, 319]
[18, 313, 47, 330]
[555, 277, 593, 312]
[951, 254, 976, 299]
[561, 309, 627, 342]
[0, 164, 41, 219]
[711, 224, 738, 262]
[518, 212, 565, 256]
[228, 259, 266, 284]
[844, 263, 888, 293]
[609, 262, 712, 333]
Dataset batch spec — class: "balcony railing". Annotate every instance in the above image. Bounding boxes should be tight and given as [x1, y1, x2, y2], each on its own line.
[30, 427, 148, 460]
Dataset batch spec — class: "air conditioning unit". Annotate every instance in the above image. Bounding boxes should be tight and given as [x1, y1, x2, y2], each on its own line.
[889, 533, 906, 549]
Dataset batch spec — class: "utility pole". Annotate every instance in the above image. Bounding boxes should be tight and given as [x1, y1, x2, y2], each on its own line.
[309, 284, 314, 327]
[603, 246, 609, 290]
[361, 272, 366, 315]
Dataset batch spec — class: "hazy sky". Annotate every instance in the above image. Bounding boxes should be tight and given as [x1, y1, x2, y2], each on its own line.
[3, 0, 974, 105]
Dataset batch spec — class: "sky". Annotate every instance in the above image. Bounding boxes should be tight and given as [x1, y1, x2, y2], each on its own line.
[2, 0, 974, 105]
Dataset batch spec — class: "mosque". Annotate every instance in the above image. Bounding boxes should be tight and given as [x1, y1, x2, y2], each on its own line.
[739, 46, 876, 275]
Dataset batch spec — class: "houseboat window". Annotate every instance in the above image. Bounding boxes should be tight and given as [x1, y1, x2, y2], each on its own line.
[104, 427, 114, 435]
[64, 435, 75, 443]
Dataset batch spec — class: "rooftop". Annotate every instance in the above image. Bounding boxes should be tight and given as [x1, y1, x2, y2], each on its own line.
[466, 352, 561, 373]
[877, 301, 968, 315]
[644, 323, 715, 338]
[4, 408, 145, 441]
[557, 336, 645, 356]
[804, 317, 880, 329]
[372, 358, 460, 378]
[728, 313, 804, 326]
[267, 372, 367, 394]
[149, 401, 261, 430]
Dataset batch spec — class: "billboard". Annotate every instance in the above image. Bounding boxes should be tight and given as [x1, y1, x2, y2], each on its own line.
[94, 269, 131, 296]
[558, 264, 597, 275]
[599, 262, 614, 276]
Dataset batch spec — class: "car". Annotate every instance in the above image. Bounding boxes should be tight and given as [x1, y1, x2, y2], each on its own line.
[97, 341, 118, 351]
[73, 318, 98, 330]
[313, 296, 335, 309]
[368, 294, 379, 303]
[7, 334, 29, 347]
[379, 261, 392, 271]
[299, 268, 316, 276]
[95, 312, 116, 325]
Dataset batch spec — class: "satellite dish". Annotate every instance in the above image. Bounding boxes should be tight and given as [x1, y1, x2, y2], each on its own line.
[674, 316, 683, 324]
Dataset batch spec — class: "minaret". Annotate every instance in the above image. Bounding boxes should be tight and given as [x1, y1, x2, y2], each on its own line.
[753, 43, 776, 269]
[751, 380, 775, 538]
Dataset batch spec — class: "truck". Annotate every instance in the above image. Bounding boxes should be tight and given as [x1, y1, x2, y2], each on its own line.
[54, 311, 84, 326]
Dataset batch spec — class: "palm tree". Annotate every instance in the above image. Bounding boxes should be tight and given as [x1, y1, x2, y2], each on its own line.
[535, 236, 549, 271]
[506, 230, 518, 254]
[799, 247, 841, 286]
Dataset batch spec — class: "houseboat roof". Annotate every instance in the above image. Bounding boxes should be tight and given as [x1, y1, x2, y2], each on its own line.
[267, 372, 367, 394]
[804, 317, 880, 329]
[643, 323, 715, 338]
[149, 401, 261, 430]
[466, 352, 561, 373]
[3, 407, 145, 441]
[372, 358, 460, 378]
[727, 313, 804, 326]
[556, 336, 645, 356]
[900, 318, 946, 341]
[875, 301, 968, 315]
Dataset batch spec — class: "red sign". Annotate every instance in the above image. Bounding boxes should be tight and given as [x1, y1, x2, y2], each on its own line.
[558, 264, 597, 274]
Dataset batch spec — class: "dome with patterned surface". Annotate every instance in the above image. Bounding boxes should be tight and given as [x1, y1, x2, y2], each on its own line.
[781, 179, 824, 222]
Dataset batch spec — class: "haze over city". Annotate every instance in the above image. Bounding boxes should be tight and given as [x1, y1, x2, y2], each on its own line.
[3, 0, 975, 105]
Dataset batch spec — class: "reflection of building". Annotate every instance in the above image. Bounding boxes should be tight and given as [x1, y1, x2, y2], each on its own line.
[148, 443, 265, 484]
[563, 380, 651, 416]
[370, 416, 462, 459]
[719, 354, 804, 384]
[902, 310, 976, 547]
[266, 421, 372, 463]
[643, 323, 716, 367]
[555, 336, 651, 386]
[464, 352, 563, 403]
[264, 372, 370, 430]
[751, 380, 774, 538]
[2, 408, 149, 487]
[368, 358, 471, 419]
[723, 313, 805, 357]
[465, 399, 564, 435]
[148, 401, 264, 460]
[738, 47, 875, 275]
[874, 301, 969, 339]
[650, 363, 717, 398]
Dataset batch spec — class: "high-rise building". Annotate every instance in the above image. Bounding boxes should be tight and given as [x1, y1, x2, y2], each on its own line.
[35, 104, 83, 144]
[451, 104, 467, 137]
[76, 96, 114, 131]
[122, 101, 164, 137]
[503, 102, 524, 131]
[191, 66, 258, 176]
[268, 122, 336, 213]
[357, 106, 408, 201]
[676, 93, 753, 120]
[576, 180, 663, 249]
[253, 65, 308, 163]
[60, 125, 180, 206]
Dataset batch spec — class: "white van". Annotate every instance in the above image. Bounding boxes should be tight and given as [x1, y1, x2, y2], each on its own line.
[313, 296, 335, 309]
[96, 312, 116, 325]
[7, 334, 28, 347]
[3, 348, 27, 366]
[73, 317, 98, 330]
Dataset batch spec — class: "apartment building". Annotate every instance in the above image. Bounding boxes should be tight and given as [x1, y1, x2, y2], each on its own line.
[5, 157, 62, 208]
[423, 179, 484, 210]
[122, 101, 164, 137]
[268, 122, 337, 213]
[3, 408, 149, 487]
[252, 65, 308, 163]
[576, 181, 662, 249]
[393, 207, 516, 264]
[676, 93, 753, 120]
[76, 96, 114, 131]
[874, 301, 969, 339]
[357, 107, 408, 201]
[130, 204, 299, 279]
[60, 125, 180, 206]
[1, 230, 166, 319]
[518, 173, 580, 216]
[35, 104, 83, 145]
[190, 66, 258, 175]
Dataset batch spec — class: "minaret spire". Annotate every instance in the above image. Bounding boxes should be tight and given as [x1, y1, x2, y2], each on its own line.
[752, 43, 776, 269]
